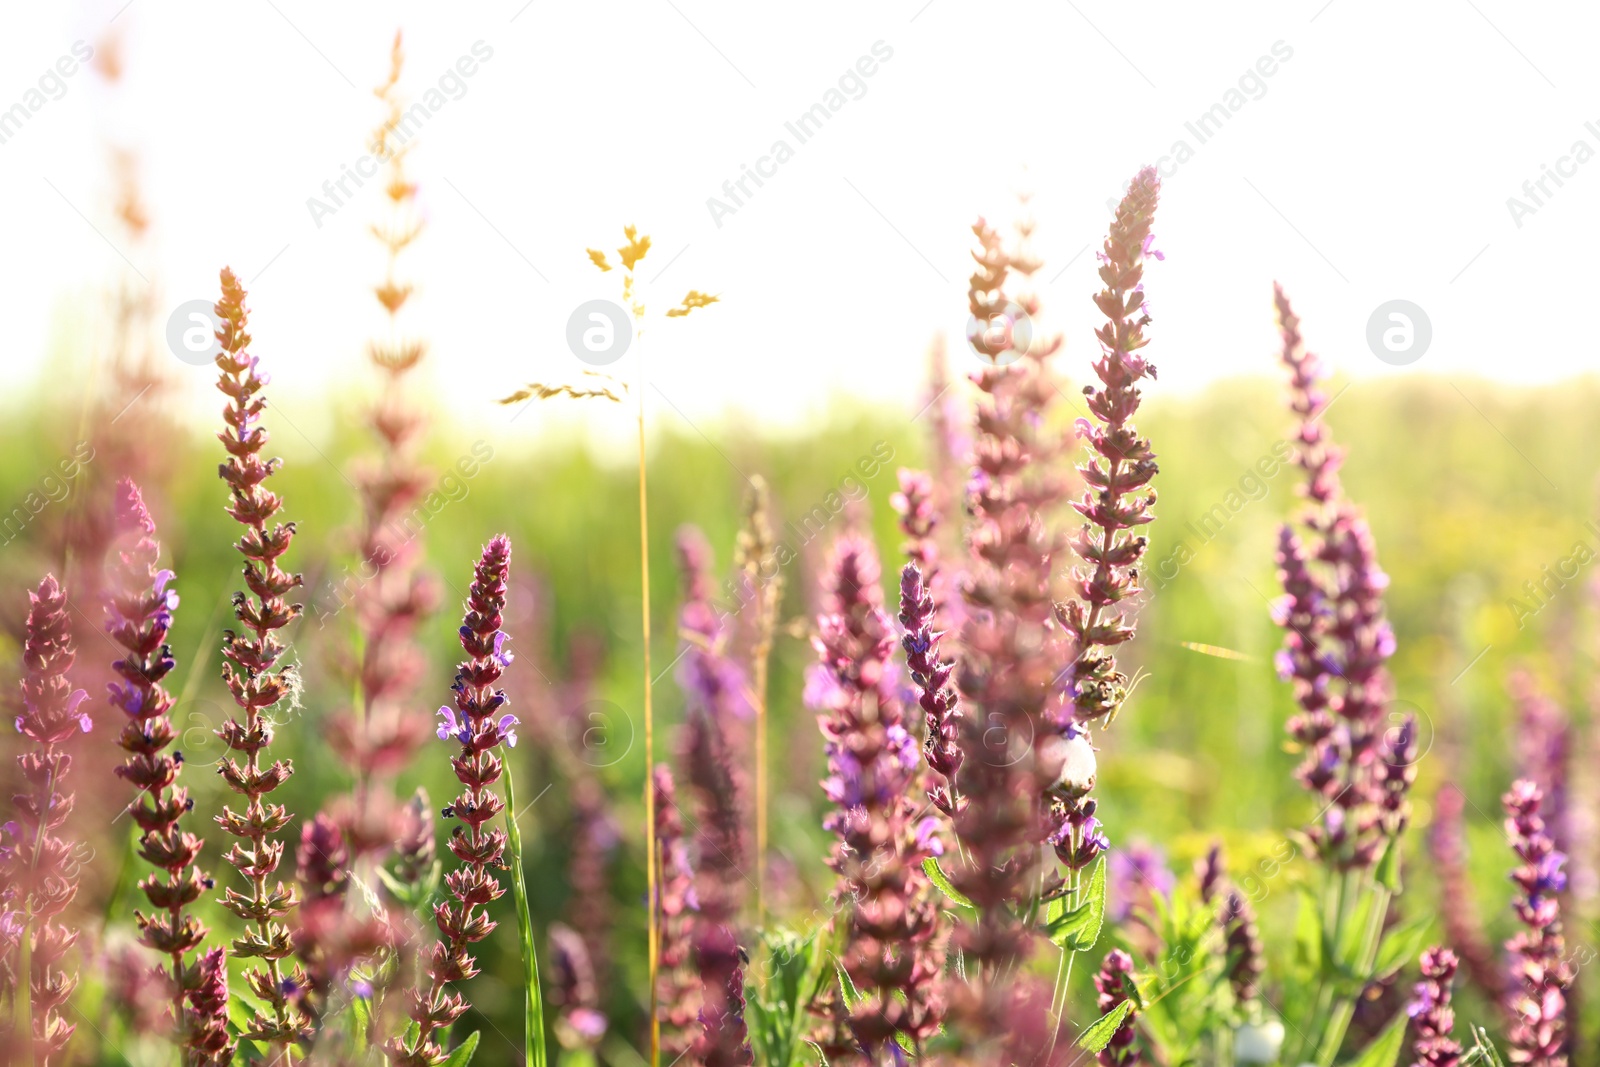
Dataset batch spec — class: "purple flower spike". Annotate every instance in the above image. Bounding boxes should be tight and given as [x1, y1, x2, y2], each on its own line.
[1502, 779, 1570, 1067]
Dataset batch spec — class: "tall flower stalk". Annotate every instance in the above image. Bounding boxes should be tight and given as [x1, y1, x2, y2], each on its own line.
[811, 534, 944, 1061]
[2, 575, 90, 1065]
[1271, 285, 1412, 1067]
[1408, 947, 1462, 1067]
[332, 29, 439, 859]
[211, 266, 312, 1055]
[577, 225, 717, 1067]
[106, 478, 211, 1059]
[653, 764, 699, 1063]
[1057, 164, 1162, 730]
[674, 527, 754, 1067]
[1502, 780, 1569, 1067]
[391, 535, 518, 1065]
[942, 210, 1072, 990]
[734, 475, 782, 923]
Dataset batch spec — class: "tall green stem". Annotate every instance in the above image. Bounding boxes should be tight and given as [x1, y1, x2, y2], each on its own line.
[503, 758, 548, 1067]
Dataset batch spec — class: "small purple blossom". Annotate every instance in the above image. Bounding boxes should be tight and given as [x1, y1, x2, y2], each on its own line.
[497, 712, 520, 748]
[436, 705, 471, 744]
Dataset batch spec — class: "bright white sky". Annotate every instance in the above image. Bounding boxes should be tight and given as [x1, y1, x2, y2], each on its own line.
[1, 0, 1596, 444]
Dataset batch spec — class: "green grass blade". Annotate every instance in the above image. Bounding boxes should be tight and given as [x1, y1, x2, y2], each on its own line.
[502, 756, 548, 1067]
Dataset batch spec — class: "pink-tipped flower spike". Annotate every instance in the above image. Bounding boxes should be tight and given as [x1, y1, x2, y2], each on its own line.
[1502, 779, 1570, 1067]
[549, 922, 608, 1053]
[3, 575, 89, 1063]
[944, 213, 1070, 989]
[812, 533, 945, 1058]
[210, 267, 315, 1050]
[653, 764, 700, 1063]
[105, 479, 212, 1057]
[1272, 284, 1399, 872]
[1057, 164, 1162, 729]
[389, 536, 515, 1067]
[1094, 949, 1142, 1067]
[673, 527, 754, 1067]
[188, 947, 238, 1066]
[1408, 947, 1462, 1067]
[899, 560, 962, 814]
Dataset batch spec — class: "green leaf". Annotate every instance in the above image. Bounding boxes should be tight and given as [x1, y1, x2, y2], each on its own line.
[1371, 914, 1433, 981]
[1375, 837, 1403, 892]
[805, 1040, 831, 1067]
[835, 960, 865, 1010]
[502, 762, 548, 1067]
[1339, 1011, 1407, 1067]
[1076, 1000, 1134, 1054]
[1293, 887, 1322, 973]
[441, 1030, 482, 1067]
[1045, 857, 1107, 952]
[922, 857, 975, 910]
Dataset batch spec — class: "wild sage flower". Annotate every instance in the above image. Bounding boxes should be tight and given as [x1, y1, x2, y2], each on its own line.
[653, 763, 700, 1062]
[1502, 779, 1569, 1067]
[106, 478, 211, 1054]
[1272, 284, 1400, 871]
[812, 533, 945, 1059]
[2, 575, 89, 1063]
[944, 212, 1071, 985]
[674, 526, 754, 1067]
[1057, 164, 1162, 729]
[295, 811, 388, 1028]
[1194, 844, 1263, 1008]
[1220, 889, 1266, 1007]
[1107, 840, 1174, 924]
[211, 266, 313, 1049]
[330, 29, 440, 862]
[898, 560, 962, 815]
[549, 921, 608, 1052]
[390, 535, 516, 1066]
[188, 947, 237, 1067]
[1094, 948, 1142, 1067]
[1408, 947, 1462, 1067]
[1510, 671, 1569, 855]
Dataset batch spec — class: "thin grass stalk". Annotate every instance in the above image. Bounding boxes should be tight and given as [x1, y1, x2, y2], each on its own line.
[639, 339, 660, 1067]
[503, 759, 548, 1067]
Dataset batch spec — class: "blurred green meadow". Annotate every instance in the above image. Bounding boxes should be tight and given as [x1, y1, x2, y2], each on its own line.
[3, 350, 1598, 1061]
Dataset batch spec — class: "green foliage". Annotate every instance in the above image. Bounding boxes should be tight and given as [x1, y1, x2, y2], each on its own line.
[503, 758, 548, 1067]
[748, 928, 830, 1067]
[1077, 1000, 1134, 1055]
[1045, 857, 1107, 951]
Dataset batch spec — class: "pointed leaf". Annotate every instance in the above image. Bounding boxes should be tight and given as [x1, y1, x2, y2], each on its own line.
[441, 1030, 481, 1067]
[1371, 914, 1433, 981]
[1339, 1011, 1406, 1067]
[1376, 836, 1403, 892]
[922, 857, 975, 910]
[1045, 857, 1107, 951]
[1077, 1000, 1134, 1054]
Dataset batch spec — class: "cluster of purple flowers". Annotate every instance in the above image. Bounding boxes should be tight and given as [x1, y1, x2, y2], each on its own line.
[1271, 284, 1409, 870]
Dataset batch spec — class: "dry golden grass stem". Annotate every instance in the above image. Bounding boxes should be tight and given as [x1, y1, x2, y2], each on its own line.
[734, 476, 782, 922]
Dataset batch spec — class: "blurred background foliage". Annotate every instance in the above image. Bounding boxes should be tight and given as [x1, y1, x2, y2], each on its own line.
[2, 353, 1598, 1061]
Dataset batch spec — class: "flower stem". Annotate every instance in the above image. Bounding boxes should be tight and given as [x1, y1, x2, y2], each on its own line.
[502, 756, 548, 1067]
[638, 344, 660, 1067]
